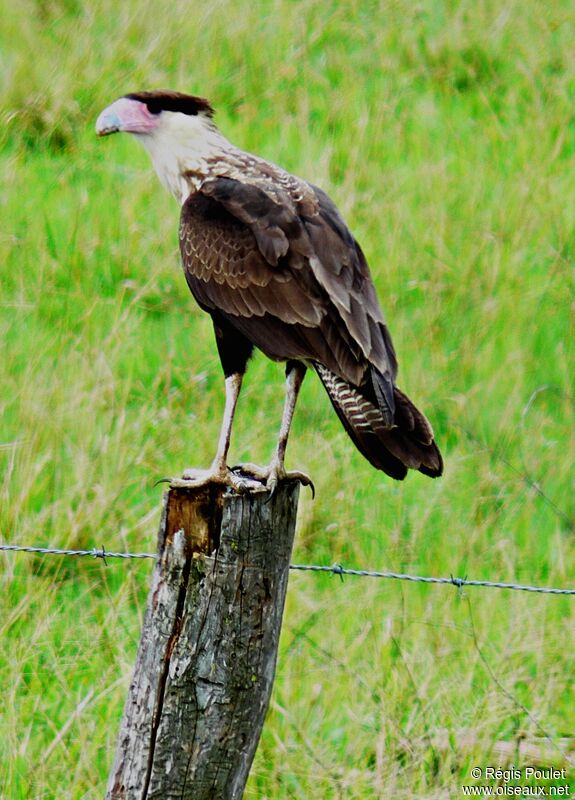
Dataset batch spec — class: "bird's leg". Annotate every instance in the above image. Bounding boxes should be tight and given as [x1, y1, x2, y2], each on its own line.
[272, 361, 307, 478]
[236, 361, 314, 495]
[209, 372, 243, 477]
[172, 372, 259, 491]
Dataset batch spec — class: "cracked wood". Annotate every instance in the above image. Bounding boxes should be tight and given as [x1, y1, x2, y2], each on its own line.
[106, 480, 300, 800]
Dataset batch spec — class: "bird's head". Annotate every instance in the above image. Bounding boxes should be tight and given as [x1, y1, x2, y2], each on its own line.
[96, 90, 227, 203]
[96, 90, 215, 137]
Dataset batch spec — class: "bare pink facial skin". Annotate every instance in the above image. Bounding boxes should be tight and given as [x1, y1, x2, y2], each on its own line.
[95, 97, 160, 136]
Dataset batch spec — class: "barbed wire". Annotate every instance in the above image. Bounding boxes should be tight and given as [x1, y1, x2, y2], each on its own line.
[0, 544, 155, 560]
[1, 542, 573, 596]
[288, 564, 575, 595]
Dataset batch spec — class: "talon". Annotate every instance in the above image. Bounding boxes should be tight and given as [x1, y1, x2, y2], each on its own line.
[153, 476, 173, 488]
[302, 475, 314, 495]
[265, 478, 278, 502]
[228, 471, 265, 494]
[289, 473, 315, 498]
[232, 462, 314, 496]
[166, 466, 267, 493]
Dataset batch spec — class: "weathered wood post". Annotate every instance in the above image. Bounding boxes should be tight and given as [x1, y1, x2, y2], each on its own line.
[106, 479, 300, 800]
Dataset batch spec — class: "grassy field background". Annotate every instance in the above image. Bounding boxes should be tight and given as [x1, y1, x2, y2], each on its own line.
[1, 1, 574, 797]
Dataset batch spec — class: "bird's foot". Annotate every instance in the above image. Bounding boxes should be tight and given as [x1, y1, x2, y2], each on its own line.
[166, 465, 264, 494]
[231, 462, 315, 498]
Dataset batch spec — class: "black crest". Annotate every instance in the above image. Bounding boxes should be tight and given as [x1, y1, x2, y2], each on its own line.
[124, 90, 215, 118]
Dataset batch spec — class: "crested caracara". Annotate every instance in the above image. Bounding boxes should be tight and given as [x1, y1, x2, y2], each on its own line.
[96, 91, 443, 492]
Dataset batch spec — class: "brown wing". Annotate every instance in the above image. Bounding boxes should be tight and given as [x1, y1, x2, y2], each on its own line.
[304, 184, 397, 378]
[179, 176, 397, 391]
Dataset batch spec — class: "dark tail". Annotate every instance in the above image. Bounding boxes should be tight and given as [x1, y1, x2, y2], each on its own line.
[314, 363, 443, 480]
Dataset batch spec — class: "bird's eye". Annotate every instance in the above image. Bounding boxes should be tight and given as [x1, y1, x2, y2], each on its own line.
[146, 101, 162, 115]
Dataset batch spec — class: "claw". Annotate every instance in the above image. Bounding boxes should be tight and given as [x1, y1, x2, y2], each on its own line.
[227, 472, 265, 494]
[231, 462, 315, 498]
[166, 466, 266, 494]
[158, 464, 314, 497]
[153, 476, 173, 488]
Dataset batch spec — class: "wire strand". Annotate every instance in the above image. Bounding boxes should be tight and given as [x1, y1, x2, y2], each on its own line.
[1, 543, 573, 596]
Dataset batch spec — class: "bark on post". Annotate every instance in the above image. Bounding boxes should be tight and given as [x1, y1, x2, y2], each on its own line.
[106, 479, 300, 800]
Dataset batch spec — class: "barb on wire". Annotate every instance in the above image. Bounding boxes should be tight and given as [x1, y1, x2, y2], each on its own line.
[287, 564, 575, 595]
[0, 543, 156, 560]
[0, 542, 574, 596]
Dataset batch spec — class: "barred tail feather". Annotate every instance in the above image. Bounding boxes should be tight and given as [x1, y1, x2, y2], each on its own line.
[315, 363, 443, 480]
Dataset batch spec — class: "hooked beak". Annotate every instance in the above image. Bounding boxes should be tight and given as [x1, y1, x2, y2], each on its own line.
[95, 108, 121, 136]
[95, 97, 158, 137]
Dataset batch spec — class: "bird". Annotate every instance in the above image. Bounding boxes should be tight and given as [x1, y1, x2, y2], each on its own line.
[96, 90, 443, 492]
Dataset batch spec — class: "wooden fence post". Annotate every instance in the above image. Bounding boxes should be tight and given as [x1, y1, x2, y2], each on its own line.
[105, 479, 300, 800]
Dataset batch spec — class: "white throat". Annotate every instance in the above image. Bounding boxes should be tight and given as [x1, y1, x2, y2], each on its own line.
[135, 111, 233, 205]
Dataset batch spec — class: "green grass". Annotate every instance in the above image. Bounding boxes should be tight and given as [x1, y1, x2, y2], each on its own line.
[1, 0, 574, 797]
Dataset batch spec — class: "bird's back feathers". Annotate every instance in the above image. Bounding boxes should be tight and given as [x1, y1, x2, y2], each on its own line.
[180, 175, 397, 382]
[178, 169, 442, 481]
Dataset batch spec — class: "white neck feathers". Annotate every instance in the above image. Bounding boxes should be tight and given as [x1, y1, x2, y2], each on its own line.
[135, 111, 233, 205]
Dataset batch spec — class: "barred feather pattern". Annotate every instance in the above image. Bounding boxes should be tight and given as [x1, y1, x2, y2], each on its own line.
[314, 363, 443, 480]
[315, 364, 389, 435]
